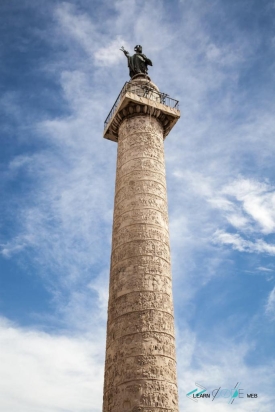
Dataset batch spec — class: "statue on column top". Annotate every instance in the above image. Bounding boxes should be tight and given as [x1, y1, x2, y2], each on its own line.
[120, 45, 153, 78]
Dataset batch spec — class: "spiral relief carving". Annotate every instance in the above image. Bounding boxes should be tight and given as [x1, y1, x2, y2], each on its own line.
[103, 112, 179, 412]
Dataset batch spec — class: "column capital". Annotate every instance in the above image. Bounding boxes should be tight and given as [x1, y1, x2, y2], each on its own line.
[103, 76, 180, 142]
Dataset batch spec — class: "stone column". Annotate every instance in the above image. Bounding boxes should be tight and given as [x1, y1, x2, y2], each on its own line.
[103, 77, 180, 412]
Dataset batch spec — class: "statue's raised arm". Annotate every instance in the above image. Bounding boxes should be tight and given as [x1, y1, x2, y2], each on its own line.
[120, 45, 153, 78]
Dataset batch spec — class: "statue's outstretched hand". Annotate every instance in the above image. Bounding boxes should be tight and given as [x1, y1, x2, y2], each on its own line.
[120, 46, 129, 56]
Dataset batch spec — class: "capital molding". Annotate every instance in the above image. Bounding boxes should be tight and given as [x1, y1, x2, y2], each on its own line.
[103, 87, 180, 142]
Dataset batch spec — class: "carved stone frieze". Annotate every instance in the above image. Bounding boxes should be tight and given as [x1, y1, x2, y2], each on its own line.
[116, 169, 166, 193]
[103, 379, 179, 412]
[113, 194, 169, 218]
[117, 157, 166, 177]
[117, 144, 165, 170]
[108, 290, 173, 321]
[115, 180, 167, 207]
[106, 309, 175, 350]
[106, 331, 176, 359]
[112, 225, 169, 248]
[113, 209, 169, 232]
[110, 271, 172, 300]
[111, 239, 171, 266]
[104, 355, 177, 390]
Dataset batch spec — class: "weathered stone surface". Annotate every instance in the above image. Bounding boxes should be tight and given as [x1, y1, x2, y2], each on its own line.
[103, 80, 180, 412]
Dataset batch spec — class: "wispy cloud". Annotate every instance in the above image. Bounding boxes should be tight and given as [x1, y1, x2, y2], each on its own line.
[214, 231, 275, 255]
[172, 173, 275, 258]
[94, 36, 128, 66]
[221, 179, 275, 235]
[54, 2, 99, 58]
[265, 287, 275, 320]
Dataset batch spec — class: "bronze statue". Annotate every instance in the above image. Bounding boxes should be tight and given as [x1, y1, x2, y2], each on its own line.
[120, 45, 153, 78]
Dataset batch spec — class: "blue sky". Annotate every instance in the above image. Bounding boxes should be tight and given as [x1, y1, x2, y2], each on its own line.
[1, 0, 275, 411]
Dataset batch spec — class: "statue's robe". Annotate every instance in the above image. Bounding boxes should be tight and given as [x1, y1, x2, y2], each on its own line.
[127, 53, 152, 78]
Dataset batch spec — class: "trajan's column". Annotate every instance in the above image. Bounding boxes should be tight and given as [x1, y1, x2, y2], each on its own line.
[102, 45, 180, 412]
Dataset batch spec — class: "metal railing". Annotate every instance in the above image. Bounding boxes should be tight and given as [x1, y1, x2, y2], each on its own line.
[104, 81, 179, 129]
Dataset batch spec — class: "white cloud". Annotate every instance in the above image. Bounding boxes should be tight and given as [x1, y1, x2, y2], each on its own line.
[214, 230, 275, 255]
[265, 287, 275, 320]
[205, 42, 245, 67]
[172, 172, 275, 258]
[94, 36, 128, 66]
[54, 3, 98, 58]
[222, 179, 275, 235]
[1, 242, 28, 258]
[0, 318, 104, 412]
[257, 267, 274, 273]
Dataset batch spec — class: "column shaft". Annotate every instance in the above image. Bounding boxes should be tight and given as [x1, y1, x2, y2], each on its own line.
[103, 114, 179, 412]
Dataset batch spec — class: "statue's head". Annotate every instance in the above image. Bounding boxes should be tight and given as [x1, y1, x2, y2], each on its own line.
[134, 45, 142, 53]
